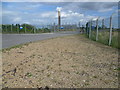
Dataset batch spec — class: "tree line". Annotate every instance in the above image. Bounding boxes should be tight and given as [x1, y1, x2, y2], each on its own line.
[2, 24, 51, 33]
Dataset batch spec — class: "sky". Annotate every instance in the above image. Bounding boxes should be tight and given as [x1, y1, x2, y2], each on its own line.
[2, 2, 119, 27]
[1, 0, 120, 2]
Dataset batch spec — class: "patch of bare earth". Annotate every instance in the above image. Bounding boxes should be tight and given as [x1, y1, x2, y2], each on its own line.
[2, 35, 118, 88]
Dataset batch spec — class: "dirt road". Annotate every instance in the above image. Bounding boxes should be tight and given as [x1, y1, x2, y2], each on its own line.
[2, 34, 118, 88]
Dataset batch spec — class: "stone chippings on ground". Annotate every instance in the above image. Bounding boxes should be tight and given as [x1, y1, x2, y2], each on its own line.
[2, 35, 118, 88]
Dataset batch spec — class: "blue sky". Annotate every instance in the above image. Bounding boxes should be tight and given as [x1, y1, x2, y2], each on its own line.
[2, 2, 118, 27]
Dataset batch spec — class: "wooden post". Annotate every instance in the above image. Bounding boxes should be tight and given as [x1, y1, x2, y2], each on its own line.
[109, 16, 112, 46]
[96, 18, 99, 41]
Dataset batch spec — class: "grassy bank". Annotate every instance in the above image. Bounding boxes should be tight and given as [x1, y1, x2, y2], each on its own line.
[86, 30, 119, 49]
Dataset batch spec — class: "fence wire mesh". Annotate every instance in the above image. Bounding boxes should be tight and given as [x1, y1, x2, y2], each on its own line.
[86, 13, 119, 48]
[2, 23, 78, 34]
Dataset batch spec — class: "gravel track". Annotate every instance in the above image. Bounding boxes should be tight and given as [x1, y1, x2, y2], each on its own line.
[2, 34, 118, 88]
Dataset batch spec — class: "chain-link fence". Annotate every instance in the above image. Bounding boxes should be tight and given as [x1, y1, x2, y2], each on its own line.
[2, 22, 78, 34]
[85, 12, 119, 49]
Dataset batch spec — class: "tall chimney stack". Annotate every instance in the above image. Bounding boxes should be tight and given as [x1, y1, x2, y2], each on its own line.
[58, 10, 61, 30]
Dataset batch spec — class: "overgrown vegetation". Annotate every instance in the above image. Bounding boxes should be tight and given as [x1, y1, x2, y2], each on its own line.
[2, 24, 77, 34]
[86, 30, 119, 49]
[2, 24, 51, 34]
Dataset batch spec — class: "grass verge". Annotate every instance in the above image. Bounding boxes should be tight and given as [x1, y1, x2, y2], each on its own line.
[85, 31, 119, 49]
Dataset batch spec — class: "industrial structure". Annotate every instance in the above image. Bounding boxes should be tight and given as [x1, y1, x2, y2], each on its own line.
[58, 9, 61, 30]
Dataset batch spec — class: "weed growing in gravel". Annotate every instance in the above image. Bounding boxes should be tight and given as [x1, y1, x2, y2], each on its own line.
[47, 74, 50, 77]
[76, 71, 80, 75]
[65, 49, 67, 52]
[71, 65, 76, 68]
[58, 64, 61, 66]
[26, 72, 33, 77]
[51, 60, 54, 62]
[85, 64, 89, 67]
[84, 83, 90, 86]
[41, 70, 44, 73]
[114, 68, 120, 71]
[93, 76, 98, 78]
[46, 65, 50, 69]
[30, 54, 36, 58]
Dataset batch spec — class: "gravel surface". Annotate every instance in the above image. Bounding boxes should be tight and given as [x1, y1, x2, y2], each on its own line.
[2, 34, 118, 88]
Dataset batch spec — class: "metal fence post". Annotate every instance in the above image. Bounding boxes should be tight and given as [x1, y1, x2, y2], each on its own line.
[11, 24, 12, 33]
[34, 27, 35, 33]
[75, 23, 77, 31]
[89, 21, 91, 38]
[109, 16, 112, 46]
[25, 24, 26, 33]
[6, 25, 7, 33]
[54, 23, 55, 32]
[17, 24, 19, 34]
[33, 27, 36, 34]
[79, 22, 80, 32]
[96, 18, 99, 41]
[102, 19, 104, 29]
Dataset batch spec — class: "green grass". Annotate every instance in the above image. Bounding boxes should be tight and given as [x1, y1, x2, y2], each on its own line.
[98, 31, 109, 45]
[111, 32, 119, 49]
[91, 31, 96, 41]
[86, 30, 119, 49]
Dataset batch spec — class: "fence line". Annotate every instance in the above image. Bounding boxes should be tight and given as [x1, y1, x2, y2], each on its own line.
[85, 12, 119, 48]
[2, 23, 79, 34]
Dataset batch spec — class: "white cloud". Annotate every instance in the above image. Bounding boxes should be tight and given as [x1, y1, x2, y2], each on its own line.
[92, 18, 98, 21]
[2, 2, 117, 25]
[41, 12, 56, 18]
[22, 21, 30, 24]
[99, 8, 113, 12]
[56, 7, 62, 11]
[2, 0, 119, 2]
[68, 10, 72, 13]
[13, 17, 22, 22]
[2, 7, 99, 25]
[23, 4, 42, 10]
[80, 19, 84, 22]
[2, 10, 13, 14]
[61, 12, 68, 18]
